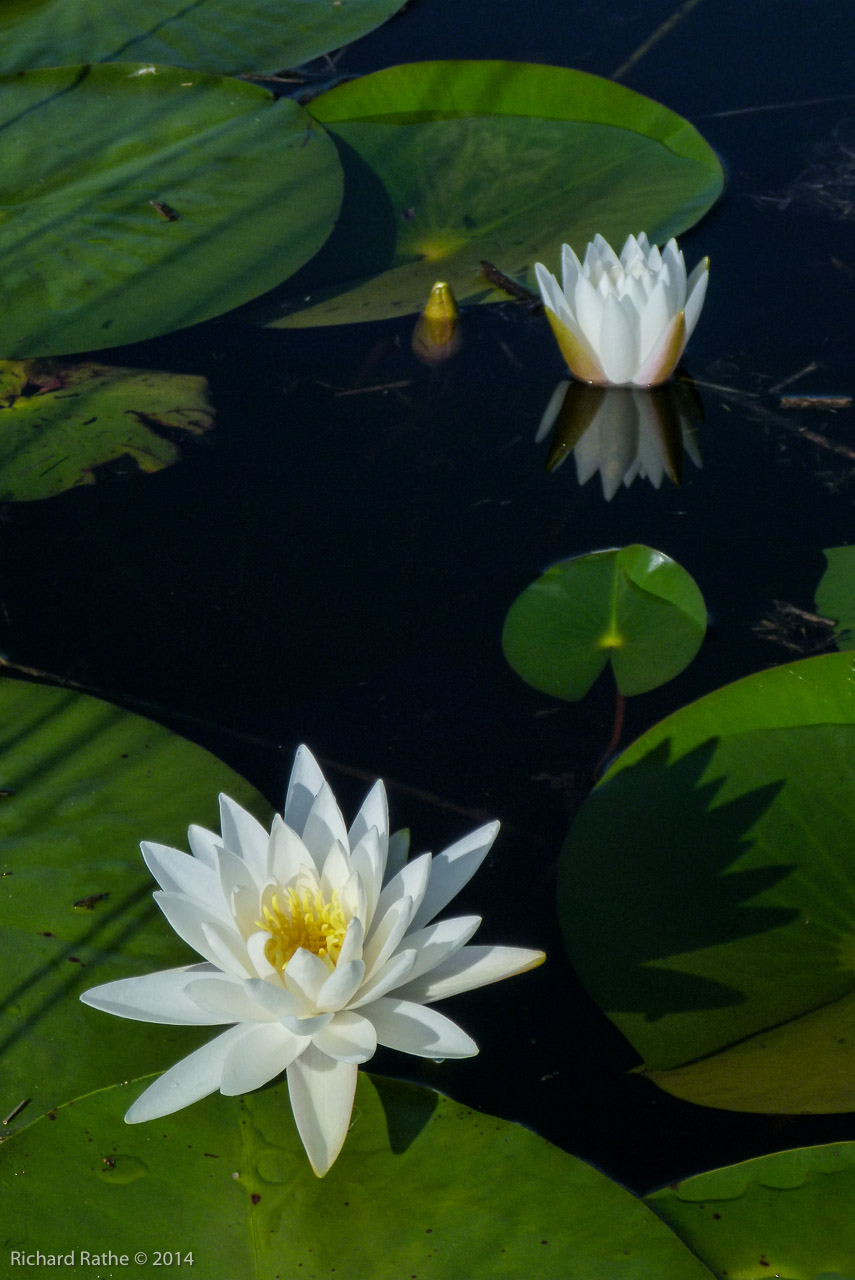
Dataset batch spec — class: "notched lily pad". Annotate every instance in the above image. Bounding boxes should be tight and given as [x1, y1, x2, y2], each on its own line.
[269, 60, 724, 328]
[0, 359, 213, 500]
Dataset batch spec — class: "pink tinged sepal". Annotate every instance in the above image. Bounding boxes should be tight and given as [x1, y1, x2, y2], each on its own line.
[633, 310, 687, 387]
[545, 310, 608, 384]
[287, 1043, 358, 1177]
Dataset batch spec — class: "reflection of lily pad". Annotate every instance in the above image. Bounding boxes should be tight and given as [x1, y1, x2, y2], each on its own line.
[502, 545, 707, 700]
[560, 653, 855, 1112]
[270, 61, 724, 328]
[0, 0, 406, 76]
[0, 64, 343, 357]
[0, 360, 213, 500]
[0, 1074, 714, 1279]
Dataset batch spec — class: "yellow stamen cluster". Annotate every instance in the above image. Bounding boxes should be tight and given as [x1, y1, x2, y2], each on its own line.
[257, 887, 348, 974]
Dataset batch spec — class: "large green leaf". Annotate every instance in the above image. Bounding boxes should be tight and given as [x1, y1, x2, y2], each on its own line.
[502, 545, 707, 700]
[0, 0, 406, 76]
[559, 653, 855, 1110]
[647, 1143, 855, 1280]
[0, 1073, 714, 1280]
[269, 61, 723, 328]
[815, 546, 855, 649]
[0, 359, 213, 500]
[0, 64, 342, 357]
[0, 678, 271, 1132]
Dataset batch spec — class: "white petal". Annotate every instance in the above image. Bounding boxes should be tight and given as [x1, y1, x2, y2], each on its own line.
[80, 964, 226, 1025]
[184, 975, 275, 1022]
[246, 976, 308, 1018]
[186, 824, 223, 871]
[534, 262, 564, 318]
[660, 239, 687, 309]
[246, 929, 278, 979]
[319, 840, 352, 897]
[287, 1044, 358, 1177]
[281, 1012, 334, 1035]
[337, 916, 365, 969]
[200, 920, 254, 978]
[598, 293, 638, 384]
[684, 257, 709, 339]
[312, 1011, 377, 1063]
[284, 948, 331, 1006]
[408, 822, 498, 933]
[371, 853, 430, 938]
[398, 915, 482, 985]
[348, 948, 417, 1007]
[363, 895, 415, 978]
[573, 272, 605, 351]
[284, 744, 326, 836]
[220, 1022, 307, 1094]
[364, 997, 478, 1059]
[394, 944, 546, 1004]
[125, 1024, 248, 1122]
[560, 242, 583, 302]
[141, 842, 224, 912]
[153, 890, 232, 963]
[216, 844, 262, 937]
[269, 815, 315, 886]
[637, 276, 671, 367]
[316, 959, 366, 1012]
[303, 782, 349, 864]
[348, 827, 384, 928]
[219, 795, 270, 882]
[347, 779, 388, 857]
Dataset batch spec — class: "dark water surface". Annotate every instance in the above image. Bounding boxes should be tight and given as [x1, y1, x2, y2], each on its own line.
[4, 0, 855, 1193]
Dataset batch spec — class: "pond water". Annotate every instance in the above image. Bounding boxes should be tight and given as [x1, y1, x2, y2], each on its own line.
[4, 0, 855, 1198]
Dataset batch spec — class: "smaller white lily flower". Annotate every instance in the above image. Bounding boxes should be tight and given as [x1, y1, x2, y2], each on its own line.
[80, 746, 544, 1176]
[535, 233, 709, 387]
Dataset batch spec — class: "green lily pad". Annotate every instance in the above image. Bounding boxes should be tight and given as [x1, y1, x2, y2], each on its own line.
[502, 545, 707, 700]
[0, 64, 343, 357]
[559, 652, 855, 1110]
[815, 546, 855, 649]
[0, 1073, 714, 1279]
[0, 0, 406, 76]
[268, 60, 723, 328]
[0, 678, 271, 1133]
[0, 359, 213, 501]
[647, 1142, 855, 1280]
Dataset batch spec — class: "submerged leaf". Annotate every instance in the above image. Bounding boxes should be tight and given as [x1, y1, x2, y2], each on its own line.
[0, 360, 213, 500]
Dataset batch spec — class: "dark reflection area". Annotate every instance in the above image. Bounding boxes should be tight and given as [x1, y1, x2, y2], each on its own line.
[1, 0, 855, 1200]
[537, 378, 703, 498]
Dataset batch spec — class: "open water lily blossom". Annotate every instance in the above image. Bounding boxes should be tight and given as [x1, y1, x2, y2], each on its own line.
[80, 746, 545, 1176]
[535, 233, 709, 387]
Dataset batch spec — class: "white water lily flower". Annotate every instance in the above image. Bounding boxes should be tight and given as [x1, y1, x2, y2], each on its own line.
[80, 746, 544, 1176]
[535, 233, 709, 387]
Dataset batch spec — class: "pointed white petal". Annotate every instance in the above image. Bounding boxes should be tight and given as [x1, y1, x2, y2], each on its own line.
[348, 948, 417, 1007]
[637, 276, 671, 368]
[80, 964, 225, 1025]
[125, 1024, 247, 1122]
[153, 890, 231, 962]
[337, 916, 364, 969]
[408, 822, 499, 932]
[349, 827, 384, 928]
[220, 1022, 306, 1094]
[684, 258, 709, 338]
[141, 842, 223, 912]
[287, 1044, 358, 1177]
[319, 840, 352, 897]
[218, 796, 270, 881]
[199, 920, 253, 978]
[303, 782, 349, 863]
[633, 310, 686, 386]
[560, 242, 583, 300]
[284, 948, 332, 1006]
[186, 825, 223, 871]
[398, 915, 482, 984]
[246, 929, 278, 979]
[363, 895, 415, 977]
[573, 272, 605, 352]
[269, 816, 316, 886]
[395, 944, 546, 1004]
[364, 997, 478, 1058]
[312, 1011, 377, 1063]
[281, 1012, 333, 1036]
[348, 779, 388, 856]
[371, 853, 430, 939]
[316, 959, 366, 1012]
[284, 744, 326, 837]
[598, 293, 638, 384]
[246, 976, 308, 1018]
[184, 975, 275, 1022]
[385, 829, 410, 882]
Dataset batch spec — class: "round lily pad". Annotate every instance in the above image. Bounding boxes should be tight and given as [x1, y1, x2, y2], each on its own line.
[0, 64, 343, 357]
[502, 545, 707, 701]
[269, 60, 724, 328]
